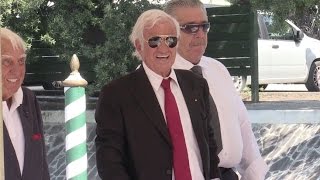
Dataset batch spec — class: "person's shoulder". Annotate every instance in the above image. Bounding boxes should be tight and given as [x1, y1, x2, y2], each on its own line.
[201, 56, 231, 76]
[100, 70, 139, 94]
[21, 87, 39, 109]
[175, 69, 203, 81]
[21, 87, 36, 98]
[175, 69, 208, 89]
[201, 56, 228, 69]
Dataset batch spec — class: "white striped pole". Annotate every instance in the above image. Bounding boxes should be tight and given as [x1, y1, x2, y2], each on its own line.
[63, 54, 88, 180]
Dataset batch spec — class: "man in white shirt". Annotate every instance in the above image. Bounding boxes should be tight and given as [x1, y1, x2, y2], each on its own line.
[164, 0, 269, 179]
[1, 28, 50, 180]
[95, 9, 221, 180]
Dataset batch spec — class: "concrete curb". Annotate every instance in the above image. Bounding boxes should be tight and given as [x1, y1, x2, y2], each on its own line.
[248, 109, 320, 123]
[42, 109, 320, 124]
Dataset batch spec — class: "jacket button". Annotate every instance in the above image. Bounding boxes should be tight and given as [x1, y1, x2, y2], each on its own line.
[166, 169, 172, 175]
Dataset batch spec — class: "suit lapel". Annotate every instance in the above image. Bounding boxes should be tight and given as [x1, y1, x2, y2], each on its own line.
[132, 68, 171, 146]
[18, 103, 32, 177]
[176, 71, 204, 144]
[3, 123, 22, 177]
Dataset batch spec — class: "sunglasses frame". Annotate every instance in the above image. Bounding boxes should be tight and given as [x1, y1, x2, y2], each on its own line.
[145, 35, 178, 48]
[180, 22, 211, 34]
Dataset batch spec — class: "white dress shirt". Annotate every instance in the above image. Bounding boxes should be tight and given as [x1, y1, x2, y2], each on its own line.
[173, 54, 269, 180]
[2, 87, 25, 174]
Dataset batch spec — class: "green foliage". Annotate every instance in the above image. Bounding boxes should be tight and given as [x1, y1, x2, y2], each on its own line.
[250, 0, 320, 27]
[1, 0, 160, 94]
[46, 0, 160, 94]
[227, 0, 320, 38]
[3, 0, 319, 93]
[0, 0, 47, 44]
[88, 0, 160, 93]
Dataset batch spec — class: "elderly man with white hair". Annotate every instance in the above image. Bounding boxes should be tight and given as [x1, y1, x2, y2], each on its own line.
[1, 27, 50, 180]
[95, 9, 221, 180]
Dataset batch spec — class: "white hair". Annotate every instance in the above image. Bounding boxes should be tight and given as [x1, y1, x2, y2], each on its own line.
[129, 9, 180, 60]
[0, 28, 27, 51]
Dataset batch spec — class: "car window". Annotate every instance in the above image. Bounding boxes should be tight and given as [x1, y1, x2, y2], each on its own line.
[263, 15, 294, 40]
[268, 23, 294, 40]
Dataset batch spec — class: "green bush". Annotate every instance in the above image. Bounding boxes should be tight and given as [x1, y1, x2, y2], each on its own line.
[1, 0, 160, 94]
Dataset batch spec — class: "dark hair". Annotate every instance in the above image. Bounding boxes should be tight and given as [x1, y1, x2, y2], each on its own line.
[163, 0, 206, 18]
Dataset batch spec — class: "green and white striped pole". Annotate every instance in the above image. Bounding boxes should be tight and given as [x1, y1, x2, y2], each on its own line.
[63, 54, 88, 180]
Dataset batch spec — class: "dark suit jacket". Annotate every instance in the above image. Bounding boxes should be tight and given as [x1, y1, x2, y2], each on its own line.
[95, 67, 221, 180]
[4, 87, 50, 180]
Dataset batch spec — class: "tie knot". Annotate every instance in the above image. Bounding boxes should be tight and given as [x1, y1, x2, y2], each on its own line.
[190, 65, 203, 77]
[161, 78, 171, 90]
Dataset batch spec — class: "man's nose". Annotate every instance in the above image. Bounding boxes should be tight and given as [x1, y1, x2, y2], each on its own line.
[9, 63, 22, 71]
[157, 40, 170, 50]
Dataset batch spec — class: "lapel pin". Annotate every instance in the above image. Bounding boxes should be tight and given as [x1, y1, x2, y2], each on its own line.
[195, 99, 198, 102]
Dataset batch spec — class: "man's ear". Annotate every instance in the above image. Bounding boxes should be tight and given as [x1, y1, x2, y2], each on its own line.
[135, 39, 142, 52]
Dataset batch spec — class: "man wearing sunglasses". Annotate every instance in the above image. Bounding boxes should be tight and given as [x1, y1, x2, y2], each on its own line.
[95, 9, 221, 180]
[164, 0, 269, 180]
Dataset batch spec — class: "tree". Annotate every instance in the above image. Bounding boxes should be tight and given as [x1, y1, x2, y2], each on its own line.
[49, 0, 161, 94]
[0, 0, 51, 47]
[227, 0, 320, 39]
[4, 0, 318, 93]
[1, 0, 159, 93]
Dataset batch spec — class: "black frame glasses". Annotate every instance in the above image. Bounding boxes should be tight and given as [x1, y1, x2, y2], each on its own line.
[180, 23, 211, 34]
[146, 35, 178, 48]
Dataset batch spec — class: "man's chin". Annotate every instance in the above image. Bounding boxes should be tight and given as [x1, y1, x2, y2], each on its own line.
[185, 55, 202, 64]
[191, 48, 205, 56]
[4, 86, 20, 96]
[2, 92, 13, 101]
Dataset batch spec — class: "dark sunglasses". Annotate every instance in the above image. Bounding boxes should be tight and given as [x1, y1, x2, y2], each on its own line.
[180, 23, 211, 34]
[146, 35, 178, 48]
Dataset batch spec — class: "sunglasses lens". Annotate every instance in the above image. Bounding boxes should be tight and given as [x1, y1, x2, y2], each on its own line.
[181, 23, 211, 34]
[147, 36, 177, 48]
[166, 37, 178, 48]
[203, 23, 210, 32]
[148, 36, 161, 48]
[186, 24, 200, 33]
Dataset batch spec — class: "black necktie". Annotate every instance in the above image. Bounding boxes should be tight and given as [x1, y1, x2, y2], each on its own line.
[191, 65, 223, 153]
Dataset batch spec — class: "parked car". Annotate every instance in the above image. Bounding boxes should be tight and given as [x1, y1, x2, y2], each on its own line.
[234, 13, 320, 92]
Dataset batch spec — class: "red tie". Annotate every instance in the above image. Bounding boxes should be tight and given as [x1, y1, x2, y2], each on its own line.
[161, 78, 192, 180]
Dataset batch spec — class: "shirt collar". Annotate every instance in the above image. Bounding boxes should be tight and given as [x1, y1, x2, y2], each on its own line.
[173, 53, 205, 70]
[143, 62, 178, 91]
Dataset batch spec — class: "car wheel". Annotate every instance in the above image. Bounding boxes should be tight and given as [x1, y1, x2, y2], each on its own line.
[232, 76, 247, 92]
[305, 61, 320, 91]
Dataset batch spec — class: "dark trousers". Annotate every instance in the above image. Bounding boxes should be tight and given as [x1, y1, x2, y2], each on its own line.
[220, 167, 239, 180]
